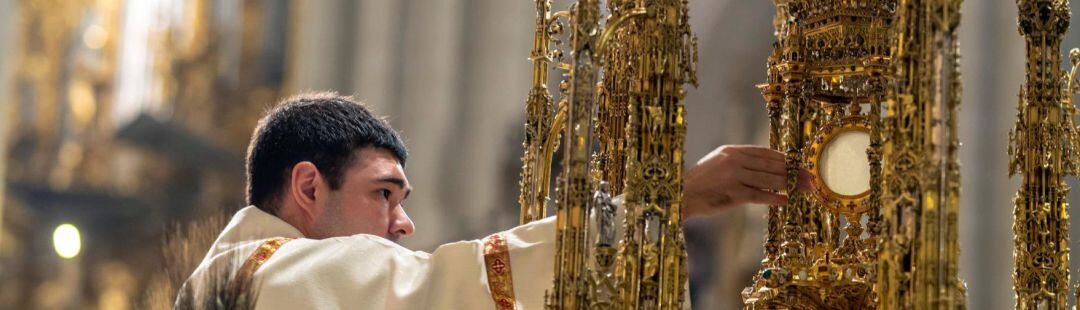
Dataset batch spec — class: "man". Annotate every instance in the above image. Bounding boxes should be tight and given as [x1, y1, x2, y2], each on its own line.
[178, 92, 805, 309]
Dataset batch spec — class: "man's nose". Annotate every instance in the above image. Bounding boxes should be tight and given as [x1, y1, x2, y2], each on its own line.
[390, 206, 415, 239]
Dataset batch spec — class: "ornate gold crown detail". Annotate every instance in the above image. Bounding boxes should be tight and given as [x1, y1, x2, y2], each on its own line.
[1017, 0, 1070, 35]
[784, 0, 896, 21]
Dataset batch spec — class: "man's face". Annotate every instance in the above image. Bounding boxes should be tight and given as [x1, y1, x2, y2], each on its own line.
[313, 147, 414, 242]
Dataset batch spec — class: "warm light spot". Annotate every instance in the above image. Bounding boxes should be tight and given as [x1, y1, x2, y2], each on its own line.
[57, 142, 84, 174]
[69, 80, 97, 125]
[53, 224, 82, 259]
[83, 25, 108, 50]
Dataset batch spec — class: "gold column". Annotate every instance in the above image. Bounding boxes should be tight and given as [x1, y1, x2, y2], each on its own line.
[878, 0, 967, 309]
[1010, 1, 1077, 309]
[547, 1, 600, 308]
[521, 1, 697, 309]
[519, 0, 556, 225]
[609, 0, 696, 308]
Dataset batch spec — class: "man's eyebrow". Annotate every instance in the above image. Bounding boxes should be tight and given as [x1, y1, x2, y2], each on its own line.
[375, 176, 412, 199]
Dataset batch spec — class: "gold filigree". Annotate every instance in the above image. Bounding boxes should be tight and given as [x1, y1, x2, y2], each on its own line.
[518, 0, 697, 309]
[748, 1, 970, 309]
[1011, 1, 1077, 309]
[744, 1, 893, 308]
[877, 0, 967, 308]
[806, 115, 874, 215]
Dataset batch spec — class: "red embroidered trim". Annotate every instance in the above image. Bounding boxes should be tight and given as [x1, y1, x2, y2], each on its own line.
[483, 233, 517, 310]
[229, 237, 294, 295]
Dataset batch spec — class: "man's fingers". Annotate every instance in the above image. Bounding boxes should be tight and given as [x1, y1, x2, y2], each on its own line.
[738, 168, 787, 192]
[732, 145, 786, 163]
[739, 152, 787, 175]
[730, 148, 815, 192]
[736, 157, 814, 192]
[734, 185, 787, 205]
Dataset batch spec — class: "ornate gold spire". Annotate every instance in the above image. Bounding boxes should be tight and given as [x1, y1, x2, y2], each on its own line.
[520, 0, 697, 309]
[1010, 1, 1078, 309]
[878, 0, 967, 308]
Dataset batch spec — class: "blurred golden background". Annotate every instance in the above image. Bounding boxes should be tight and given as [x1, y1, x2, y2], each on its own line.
[0, 1, 1078, 309]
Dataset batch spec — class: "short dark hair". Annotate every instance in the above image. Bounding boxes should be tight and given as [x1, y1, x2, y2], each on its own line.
[245, 92, 407, 214]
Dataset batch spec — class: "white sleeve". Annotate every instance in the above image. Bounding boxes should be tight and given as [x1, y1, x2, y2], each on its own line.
[253, 216, 556, 310]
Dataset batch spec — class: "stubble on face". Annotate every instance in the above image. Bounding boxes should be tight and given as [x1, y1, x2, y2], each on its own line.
[310, 190, 402, 243]
[311, 192, 349, 239]
[307, 148, 409, 242]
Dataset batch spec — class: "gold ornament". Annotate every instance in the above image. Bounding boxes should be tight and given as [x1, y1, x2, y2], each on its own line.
[1010, 1, 1080, 309]
[878, 0, 967, 308]
[517, 0, 698, 309]
[744, 0, 967, 308]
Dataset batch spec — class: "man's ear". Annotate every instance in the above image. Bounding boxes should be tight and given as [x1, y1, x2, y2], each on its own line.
[289, 161, 323, 222]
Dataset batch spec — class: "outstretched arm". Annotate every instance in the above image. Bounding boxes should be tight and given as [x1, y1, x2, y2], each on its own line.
[251, 217, 556, 310]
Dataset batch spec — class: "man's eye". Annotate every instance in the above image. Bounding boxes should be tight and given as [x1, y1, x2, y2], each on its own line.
[380, 189, 392, 199]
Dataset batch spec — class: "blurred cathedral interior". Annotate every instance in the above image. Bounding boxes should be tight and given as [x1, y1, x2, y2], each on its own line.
[2, 0, 1080, 309]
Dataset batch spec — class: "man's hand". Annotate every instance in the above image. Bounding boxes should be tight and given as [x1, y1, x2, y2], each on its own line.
[683, 145, 811, 219]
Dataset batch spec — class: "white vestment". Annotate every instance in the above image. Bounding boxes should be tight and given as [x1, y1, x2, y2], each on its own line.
[182, 206, 556, 309]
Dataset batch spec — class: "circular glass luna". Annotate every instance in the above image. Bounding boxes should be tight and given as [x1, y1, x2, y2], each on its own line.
[818, 129, 872, 197]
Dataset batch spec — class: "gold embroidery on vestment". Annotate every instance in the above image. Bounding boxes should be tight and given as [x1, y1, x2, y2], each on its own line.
[483, 233, 516, 310]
